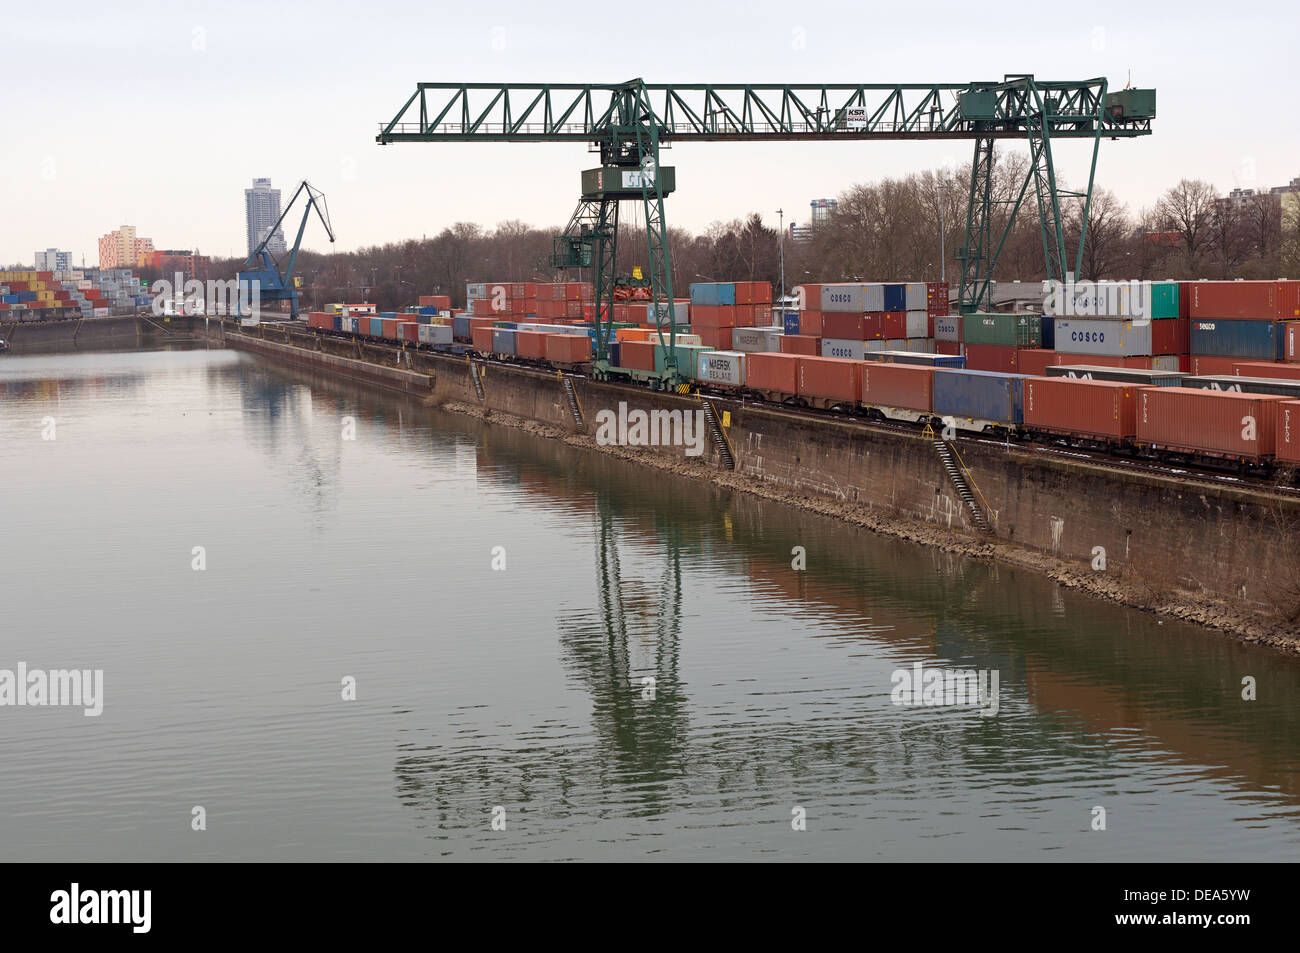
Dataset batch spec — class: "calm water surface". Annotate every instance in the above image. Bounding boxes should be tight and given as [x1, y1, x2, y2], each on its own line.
[1, 347, 1298, 861]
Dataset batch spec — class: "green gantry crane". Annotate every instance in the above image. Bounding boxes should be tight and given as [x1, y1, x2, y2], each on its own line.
[377, 77, 1154, 382]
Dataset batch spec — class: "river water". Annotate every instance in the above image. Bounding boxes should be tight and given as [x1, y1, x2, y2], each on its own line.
[1, 346, 1298, 861]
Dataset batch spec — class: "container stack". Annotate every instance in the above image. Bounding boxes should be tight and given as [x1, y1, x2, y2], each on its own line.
[687, 281, 774, 351]
[1186, 280, 1300, 376]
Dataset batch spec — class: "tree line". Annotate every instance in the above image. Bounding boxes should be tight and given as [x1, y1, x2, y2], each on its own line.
[197, 151, 1299, 313]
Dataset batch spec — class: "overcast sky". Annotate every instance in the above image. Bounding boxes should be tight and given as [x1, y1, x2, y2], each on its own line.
[1, 0, 1294, 266]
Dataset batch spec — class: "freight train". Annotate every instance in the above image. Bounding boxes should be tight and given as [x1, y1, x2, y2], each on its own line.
[300, 312, 1300, 479]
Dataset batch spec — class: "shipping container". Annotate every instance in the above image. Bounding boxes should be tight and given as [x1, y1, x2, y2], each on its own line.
[1047, 365, 1184, 387]
[1231, 361, 1300, 381]
[1189, 355, 1243, 376]
[1024, 377, 1137, 440]
[933, 315, 961, 342]
[1054, 318, 1152, 356]
[689, 282, 736, 306]
[745, 352, 799, 394]
[1150, 318, 1189, 356]
[694, 350, 746, 386]
[452, 315, 471, 341]
[731, 327, 783, 353]
[1014, 348, 1063, 377]
[691, 304, 738, 328]
[1190, 319, 1283, 360]
[904, 282, 927, 312]
[904, 310, 928, 338]
[820, 283, 885, 313]
[619, 340, 656, 371]
[883, 284, 906, 312]
[545, 334, 591, 364]
[1054, 352, 1160, 370]
[694, 327, 734, 350]
[796, 356, 861, 404]
[883, 312, 907, 339]
[821, 338, 866, 360]
[397, 321, 419, 342]
[1136, 387, 1287, 458]
[783, 312, 800, 335]
[1277, 401, 1300, 464]
[780, 334, 820, 356]
[513, 330, 548, 359]
[1187, 280, 1300, 320]
[932, 369, 1025, 427]
[491, 328, 517, 356]
[860, 362, 934, 412]
[471, 326, 494, 351]
[821, 312, 866, 339]
[963, 343, 1020, 374]
[963, 312, 1041, 348]
[733, 281, 772, 305]
[418, 324, 453, 345]
[1181, 375, 1300, 399]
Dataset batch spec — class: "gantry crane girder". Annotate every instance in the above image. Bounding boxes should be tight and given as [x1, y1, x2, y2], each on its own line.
[377, 77, 1154, 336]
[237, 180, 336, 320]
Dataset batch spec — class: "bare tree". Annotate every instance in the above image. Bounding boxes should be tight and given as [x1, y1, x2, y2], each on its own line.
[1156, 179, 1218, 269]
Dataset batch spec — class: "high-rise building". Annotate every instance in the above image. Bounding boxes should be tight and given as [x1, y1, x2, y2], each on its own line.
[98, 226, 154, 269]
[809, 198, 838, 225]
[245, 178, 287, 256]
[35, 248, 72, 271]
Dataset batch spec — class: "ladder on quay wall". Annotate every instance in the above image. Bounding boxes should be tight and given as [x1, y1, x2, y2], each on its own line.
[469, 360, 485, 403]
[559, 372, 584, 429]
[699, 398, 736, 470]
[931, 433, 993, 535]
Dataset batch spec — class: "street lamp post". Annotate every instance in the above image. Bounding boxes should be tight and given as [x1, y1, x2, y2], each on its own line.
[776, 208, 786, 306]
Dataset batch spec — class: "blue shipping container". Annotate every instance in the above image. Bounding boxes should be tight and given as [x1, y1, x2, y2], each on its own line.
[417, 306, 436, 315]
[783, 312, 801, 335]
[368, 317, 384, 336]
[332, 315, 343, 332]
[1189, 319, 1283, 360]
[1040, 315, 1055, 350]
[452, 315, 471, 340]
[883, 284, 907, 312]
[689, 282, 736, 307]
[380, 311, 398, 320]
[492, 328, 517, 356]
[932, 369, 1026, 426]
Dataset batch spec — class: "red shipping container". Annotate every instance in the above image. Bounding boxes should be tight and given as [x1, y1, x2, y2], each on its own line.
[1188, 280, 1300, 320]
[821, 312, 864, 339]
[964, 344, 1019, 374]
[1232, 361, 1300, 381]
[382, 319, 400, 338]
[1025, 378, 1137, 440]
[794, 284, 823, 311]
[745, 352, 799, 393]
[307, 312, 332, 329]
[1151, 318, 1189, 356]
[797, 356, 861, 403]
[619, 340, 657, 371]
[692, 304, 738, 329]
[544, 334, 591, 364]
[863, 312, 888, 340]
[36, 270, 52, 280]
[1054, 352, 1154, 370]
[883, 312, 907, 339]
[780, 334, 820, 356]
[926, 282, 949, 315]
[1276, 401, 1300, 463]
[860, 362, 933, 412]
[695, 327, 733, 350]
[1189, 355, 1243, 376]
[1016, 348, 1064, 377]
[418, 295, 451, 309]
[752, 304, 773, 325]
[515, 330, 548, 360]
[1137, 387, 1287, 458]
[735, 282, 755, 305]
[471, 326, 494, 351]
[935, 341, 962, 356]
[397, 322, 419, 342]
[799, 310, 824, 336]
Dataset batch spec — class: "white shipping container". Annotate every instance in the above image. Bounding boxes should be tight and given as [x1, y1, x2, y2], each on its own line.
[904, 338, 935, 353]
[820, 282, 885, 313]
[653, 300, 690, 324]
[865, 339, 888, 353]
[1150, 354, 1180, 372]
[905, 310, 928, 338]
[694, 350, 745, 386]
[418, 324, 453, 345]
[821, 337, 866, 360]
[1054, 319, 1153, 356]
[466, 282, 487, 300]
[933, 316, 961, 341]
[884, 339, 907, 349]
[731, 327, 783, 353]
[904, 282, 927, 311]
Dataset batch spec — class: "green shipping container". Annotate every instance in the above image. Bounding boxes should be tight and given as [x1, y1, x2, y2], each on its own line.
[1149, 281, 1180, 319]
[962, 312, 1041, 348]
[654, 342, 713, 375]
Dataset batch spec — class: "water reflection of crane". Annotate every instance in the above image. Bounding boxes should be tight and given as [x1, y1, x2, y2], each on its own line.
[555, 493, 691, 805]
